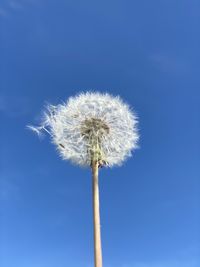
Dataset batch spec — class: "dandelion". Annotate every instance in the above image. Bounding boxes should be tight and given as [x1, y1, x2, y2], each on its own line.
[28, 91, 139, 267]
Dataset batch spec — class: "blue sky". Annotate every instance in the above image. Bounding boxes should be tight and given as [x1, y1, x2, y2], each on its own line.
[0, 0, 199, 267]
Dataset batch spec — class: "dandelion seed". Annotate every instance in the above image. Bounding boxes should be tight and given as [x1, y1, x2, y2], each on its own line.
[26, 125, 43, 137]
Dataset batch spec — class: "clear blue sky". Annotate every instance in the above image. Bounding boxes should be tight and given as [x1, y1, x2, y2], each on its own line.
[0, 1, 199, 267]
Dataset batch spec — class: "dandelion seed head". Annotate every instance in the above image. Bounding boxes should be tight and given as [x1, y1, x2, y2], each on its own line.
[29, 92, 139, 167]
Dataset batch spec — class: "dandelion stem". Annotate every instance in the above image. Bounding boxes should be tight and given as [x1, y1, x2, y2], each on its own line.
[92, 159, 103, 267]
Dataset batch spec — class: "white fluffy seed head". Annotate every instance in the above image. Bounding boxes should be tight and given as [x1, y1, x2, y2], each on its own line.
[29, 92, 139, 167]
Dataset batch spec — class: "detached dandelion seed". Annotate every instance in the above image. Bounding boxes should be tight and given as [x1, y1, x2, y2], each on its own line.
[28, 91, 139, 267]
